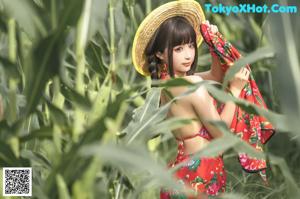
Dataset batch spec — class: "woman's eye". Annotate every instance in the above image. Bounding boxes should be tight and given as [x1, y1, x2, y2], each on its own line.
[188, 43, 195, 48]
[174, 47, 183, 52]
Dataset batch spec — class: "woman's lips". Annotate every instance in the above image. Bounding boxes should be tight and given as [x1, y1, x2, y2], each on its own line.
[182, 63, 191, 67]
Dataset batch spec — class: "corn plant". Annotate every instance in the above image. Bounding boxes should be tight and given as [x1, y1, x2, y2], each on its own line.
[0, 0, 299, 198]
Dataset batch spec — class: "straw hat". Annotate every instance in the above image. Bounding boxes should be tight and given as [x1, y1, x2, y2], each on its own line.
[132, 0, 205, 76]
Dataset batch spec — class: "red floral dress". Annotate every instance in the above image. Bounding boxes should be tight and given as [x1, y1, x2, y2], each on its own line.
[200, 23, 275, 180]
[160, 128, 226, 199]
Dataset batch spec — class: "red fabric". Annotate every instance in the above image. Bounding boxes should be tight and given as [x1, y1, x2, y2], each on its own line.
[200, 23, 275, 173]
[160, 131, 226, 198]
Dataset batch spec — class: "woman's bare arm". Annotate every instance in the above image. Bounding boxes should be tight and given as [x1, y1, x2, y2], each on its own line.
[194, 53, 225, 82]
[188, 78, 235, 138]
[185, 70, 249, 138]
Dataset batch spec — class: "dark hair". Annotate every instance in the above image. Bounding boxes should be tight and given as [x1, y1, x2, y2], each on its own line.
[145, 16, 198, 79]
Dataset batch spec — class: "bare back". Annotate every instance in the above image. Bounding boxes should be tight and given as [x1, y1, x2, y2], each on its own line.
[160, 76, 210, 154]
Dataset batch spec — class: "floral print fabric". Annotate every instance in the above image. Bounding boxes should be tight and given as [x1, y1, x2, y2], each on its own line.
[200, 23, 275, 175]
[160, 132, 226, 199]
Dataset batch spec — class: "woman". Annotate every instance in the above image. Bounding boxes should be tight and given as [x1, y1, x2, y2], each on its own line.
[132, 1, 250, 197]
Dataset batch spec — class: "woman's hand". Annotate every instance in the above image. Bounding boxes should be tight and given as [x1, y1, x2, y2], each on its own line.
[200, 20, 238, 73]
[229, 67, 250, 97]
[200, 20, 220, 49]
[203, 20, 218, 34]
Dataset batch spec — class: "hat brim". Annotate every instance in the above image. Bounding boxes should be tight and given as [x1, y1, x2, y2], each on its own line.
[132, 0, 205, 76]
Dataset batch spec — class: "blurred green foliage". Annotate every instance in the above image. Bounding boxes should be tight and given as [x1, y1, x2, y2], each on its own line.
[0, 0, 299, 198]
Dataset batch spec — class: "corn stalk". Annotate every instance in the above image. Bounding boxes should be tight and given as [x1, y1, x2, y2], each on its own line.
[73, 0, 92, 141]
[7, 18, 17, 124]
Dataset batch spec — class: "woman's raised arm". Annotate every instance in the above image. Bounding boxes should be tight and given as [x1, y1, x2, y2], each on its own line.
[185, 68, 249, 138]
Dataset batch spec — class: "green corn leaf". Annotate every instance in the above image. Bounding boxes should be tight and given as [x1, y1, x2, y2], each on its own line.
[86, 41, 108, 76]
[146, 117, 193, 139]
[56, 174, 71, 199]
[45, 100, 69, 130]
[266, 0, 300, 143]
[24, 34, 62, 115]
[87, 0, 109, 40]
[57, 0, 84, 33]
[123, 88, 168, 144]
[221, 193, 248, 199]
[87, 75, 111, 125]
[79, 142, 183, 192]
[269, 154, 300, 198]
[20, 150, 52, 169]
[1, 0, 44, 39]
[0, 140, 23, 167]
[20, 126, 53, 142]
[23, 0, 84, 115]
[72, 158, 100, 199]
[60, 84, 92, 111]
[152, 77, 193, 87]
[205, 84, 287, 131]
[113, 0, 126, 45]
[0, 56, 21, 80]
[222, 46, 275, 89]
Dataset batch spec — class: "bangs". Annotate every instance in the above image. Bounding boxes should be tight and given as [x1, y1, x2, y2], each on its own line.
[170, 18, 196, 47]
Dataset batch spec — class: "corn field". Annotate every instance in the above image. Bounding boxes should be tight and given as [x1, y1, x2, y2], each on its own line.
[0, 0, 299, 198]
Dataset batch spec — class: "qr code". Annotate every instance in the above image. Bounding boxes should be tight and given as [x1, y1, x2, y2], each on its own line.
[2, 167, 32, 196]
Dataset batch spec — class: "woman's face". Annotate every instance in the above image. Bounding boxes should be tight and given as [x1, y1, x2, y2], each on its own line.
[157, 42, 195, 76]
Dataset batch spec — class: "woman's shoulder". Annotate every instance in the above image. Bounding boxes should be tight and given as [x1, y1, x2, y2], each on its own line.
[183, 75, 208, 101]
[183, 75, 203, 83]
[166, 75, 205, 97]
